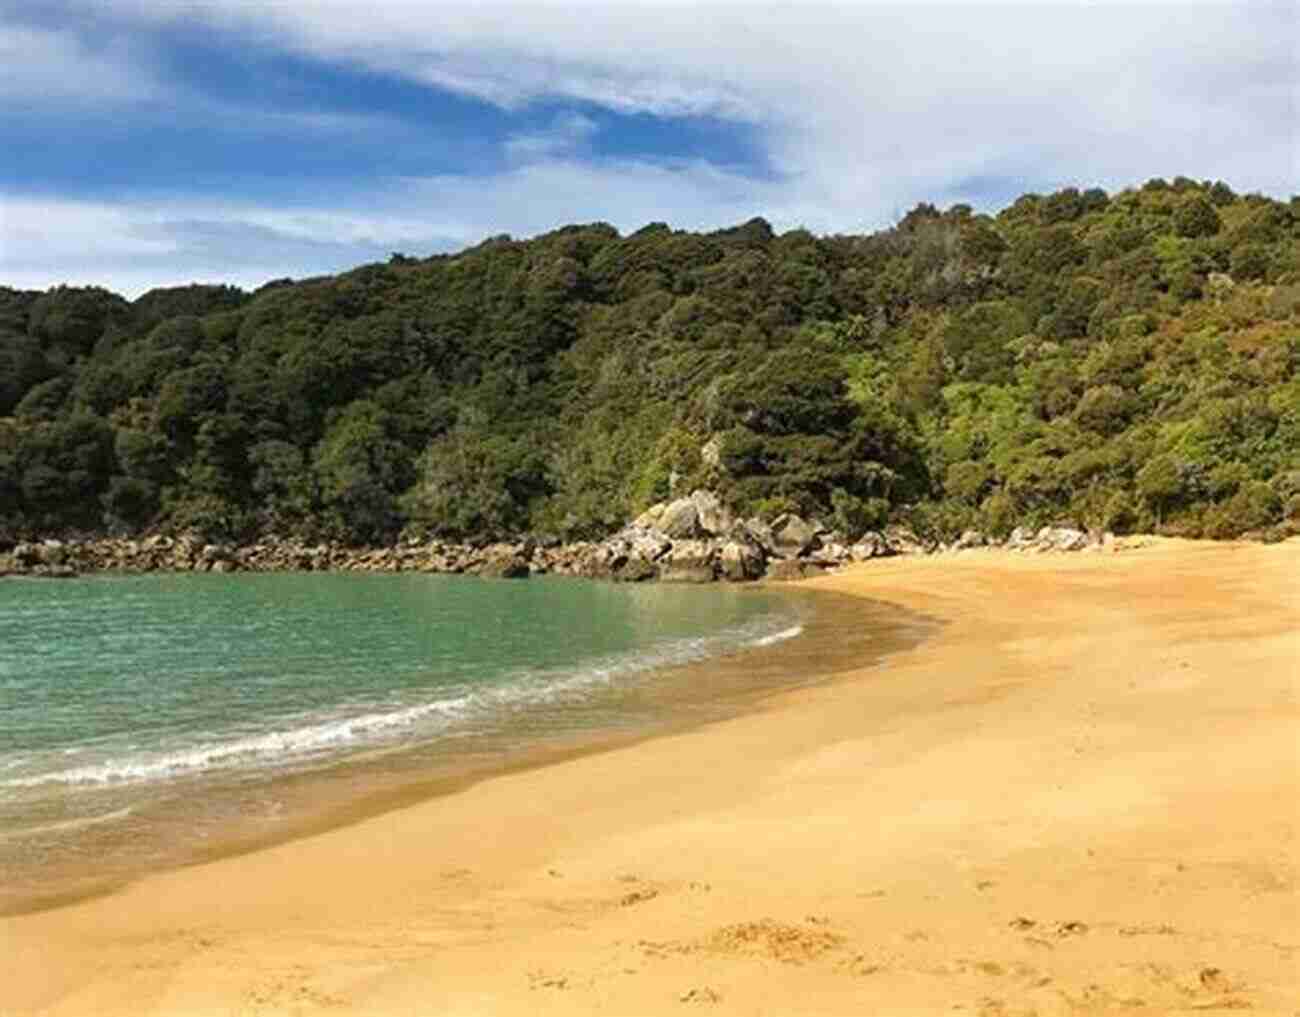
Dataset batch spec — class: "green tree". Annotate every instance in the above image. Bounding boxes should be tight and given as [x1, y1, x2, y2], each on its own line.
[1173, 196, 1221, 238]
[313, 401, 412, 543]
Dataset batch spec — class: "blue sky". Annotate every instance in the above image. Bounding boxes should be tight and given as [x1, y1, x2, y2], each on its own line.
[2, 1, 1295, 296]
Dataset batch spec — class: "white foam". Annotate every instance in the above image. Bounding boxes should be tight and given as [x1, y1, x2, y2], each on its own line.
[751, 624, 803, 647]
[3, 696, 474, 788]
[3, 612, 805, 791]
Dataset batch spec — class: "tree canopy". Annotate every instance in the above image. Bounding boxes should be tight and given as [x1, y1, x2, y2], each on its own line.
[1, 180, 1297, 545]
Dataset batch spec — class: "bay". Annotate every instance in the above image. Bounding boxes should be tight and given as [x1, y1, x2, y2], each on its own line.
[0, 572, 925, 912]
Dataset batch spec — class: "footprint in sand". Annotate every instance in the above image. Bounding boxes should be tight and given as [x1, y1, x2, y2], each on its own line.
[620, 887, 660, 907]
[837, 953, 884, 977]
[1196, 965, 1250, 999]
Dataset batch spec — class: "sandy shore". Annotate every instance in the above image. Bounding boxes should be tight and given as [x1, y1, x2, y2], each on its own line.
[4, 538, 1297, 1016]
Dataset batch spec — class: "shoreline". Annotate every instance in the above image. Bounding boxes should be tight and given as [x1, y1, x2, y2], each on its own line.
[0, 508, 1137, 585]
[4, 538, 1297, 1015]
[0, 581, 934, 920]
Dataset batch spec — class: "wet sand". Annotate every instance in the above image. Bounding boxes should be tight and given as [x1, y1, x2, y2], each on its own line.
[3, 538, 1297, 1015]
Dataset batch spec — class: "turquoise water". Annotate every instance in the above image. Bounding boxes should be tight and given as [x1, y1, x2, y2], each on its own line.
[0, 573, 821, 908]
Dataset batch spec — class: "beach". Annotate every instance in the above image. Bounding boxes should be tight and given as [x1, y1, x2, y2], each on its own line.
[3, 538, 1297, 1016]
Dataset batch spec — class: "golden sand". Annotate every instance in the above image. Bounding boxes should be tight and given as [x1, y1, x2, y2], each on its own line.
[4, 538, 1297, 1015]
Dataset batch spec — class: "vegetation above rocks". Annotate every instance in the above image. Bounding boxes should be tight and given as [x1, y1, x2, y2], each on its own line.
[1, 178, 1297, 548]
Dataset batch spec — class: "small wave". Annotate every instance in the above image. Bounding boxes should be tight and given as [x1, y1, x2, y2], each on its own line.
[3, 612, 804, 791]
[750, 624, 803, 647]
[3, 696, 475, 788]
[0, 805, 133, 842]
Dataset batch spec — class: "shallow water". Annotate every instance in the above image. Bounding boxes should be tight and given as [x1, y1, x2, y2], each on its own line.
[0, 572, 928, 912]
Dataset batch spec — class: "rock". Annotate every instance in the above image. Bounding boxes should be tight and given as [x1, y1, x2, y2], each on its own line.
[848, 532, 892, 560]
[1038, 526, 1089, 551]
[12, 543, 41, 567]
[200, 543, 233, 563]
[765, 558, 830, 581]
[660, 565, 715, 583]
[1005, 526, 1035, 550]
[883, 526, 929, 555]
[626, 529, 672, 562]
[819, 542, 851, 563]
[630, 503, 667, 531]
[718, 537, 765, 581]
[769, 514, 820, 558]
[33, 564, 78, 579]
[656, 497, 701, 539]
[592, 536, 636, 575]
[478, 553, 531, 579]
[659, 539, 717, 583]
[738, 517, 775, 555]
[955, 529, 986, 550]
[39, 539, 67, 566]
[690, 490, 732, 537]
[613, 557, 659, 582]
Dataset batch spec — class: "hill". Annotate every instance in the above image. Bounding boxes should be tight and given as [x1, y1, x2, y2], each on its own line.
[1, 177, 1297, 547]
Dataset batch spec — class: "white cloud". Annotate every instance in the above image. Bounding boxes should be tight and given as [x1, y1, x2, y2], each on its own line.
[0, 158, 780, 297]
[0, 23, 157, 105]
[504, 111, 600, 163]
[5, 2, 1296, 294]
[90, 1, 1296, 203]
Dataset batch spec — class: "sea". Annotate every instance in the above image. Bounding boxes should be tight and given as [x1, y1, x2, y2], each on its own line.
[0, 571, 925, 913]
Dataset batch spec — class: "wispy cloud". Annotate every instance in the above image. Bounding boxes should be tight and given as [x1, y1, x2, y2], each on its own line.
[504, 112, 599, 164]
[82, 0, 1297, 202]
[3, 2, 1295, 295]
[0, 22, 157, 106]
[1, 154, 784, 296]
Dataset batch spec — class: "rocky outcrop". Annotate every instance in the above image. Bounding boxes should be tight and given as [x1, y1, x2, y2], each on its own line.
[589, 491, 849, 583]
[0, 494, 1118, 583]
[1001, 525, 1103, 553]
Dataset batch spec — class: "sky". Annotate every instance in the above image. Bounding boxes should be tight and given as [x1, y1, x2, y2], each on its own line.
[2, 1, 1295, 298]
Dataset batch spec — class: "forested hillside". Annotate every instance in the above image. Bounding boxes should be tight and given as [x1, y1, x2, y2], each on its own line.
[2, 178, 1297, 547]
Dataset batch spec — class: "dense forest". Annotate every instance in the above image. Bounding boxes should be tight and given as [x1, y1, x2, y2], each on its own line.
[2, 178, 1297, 548]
